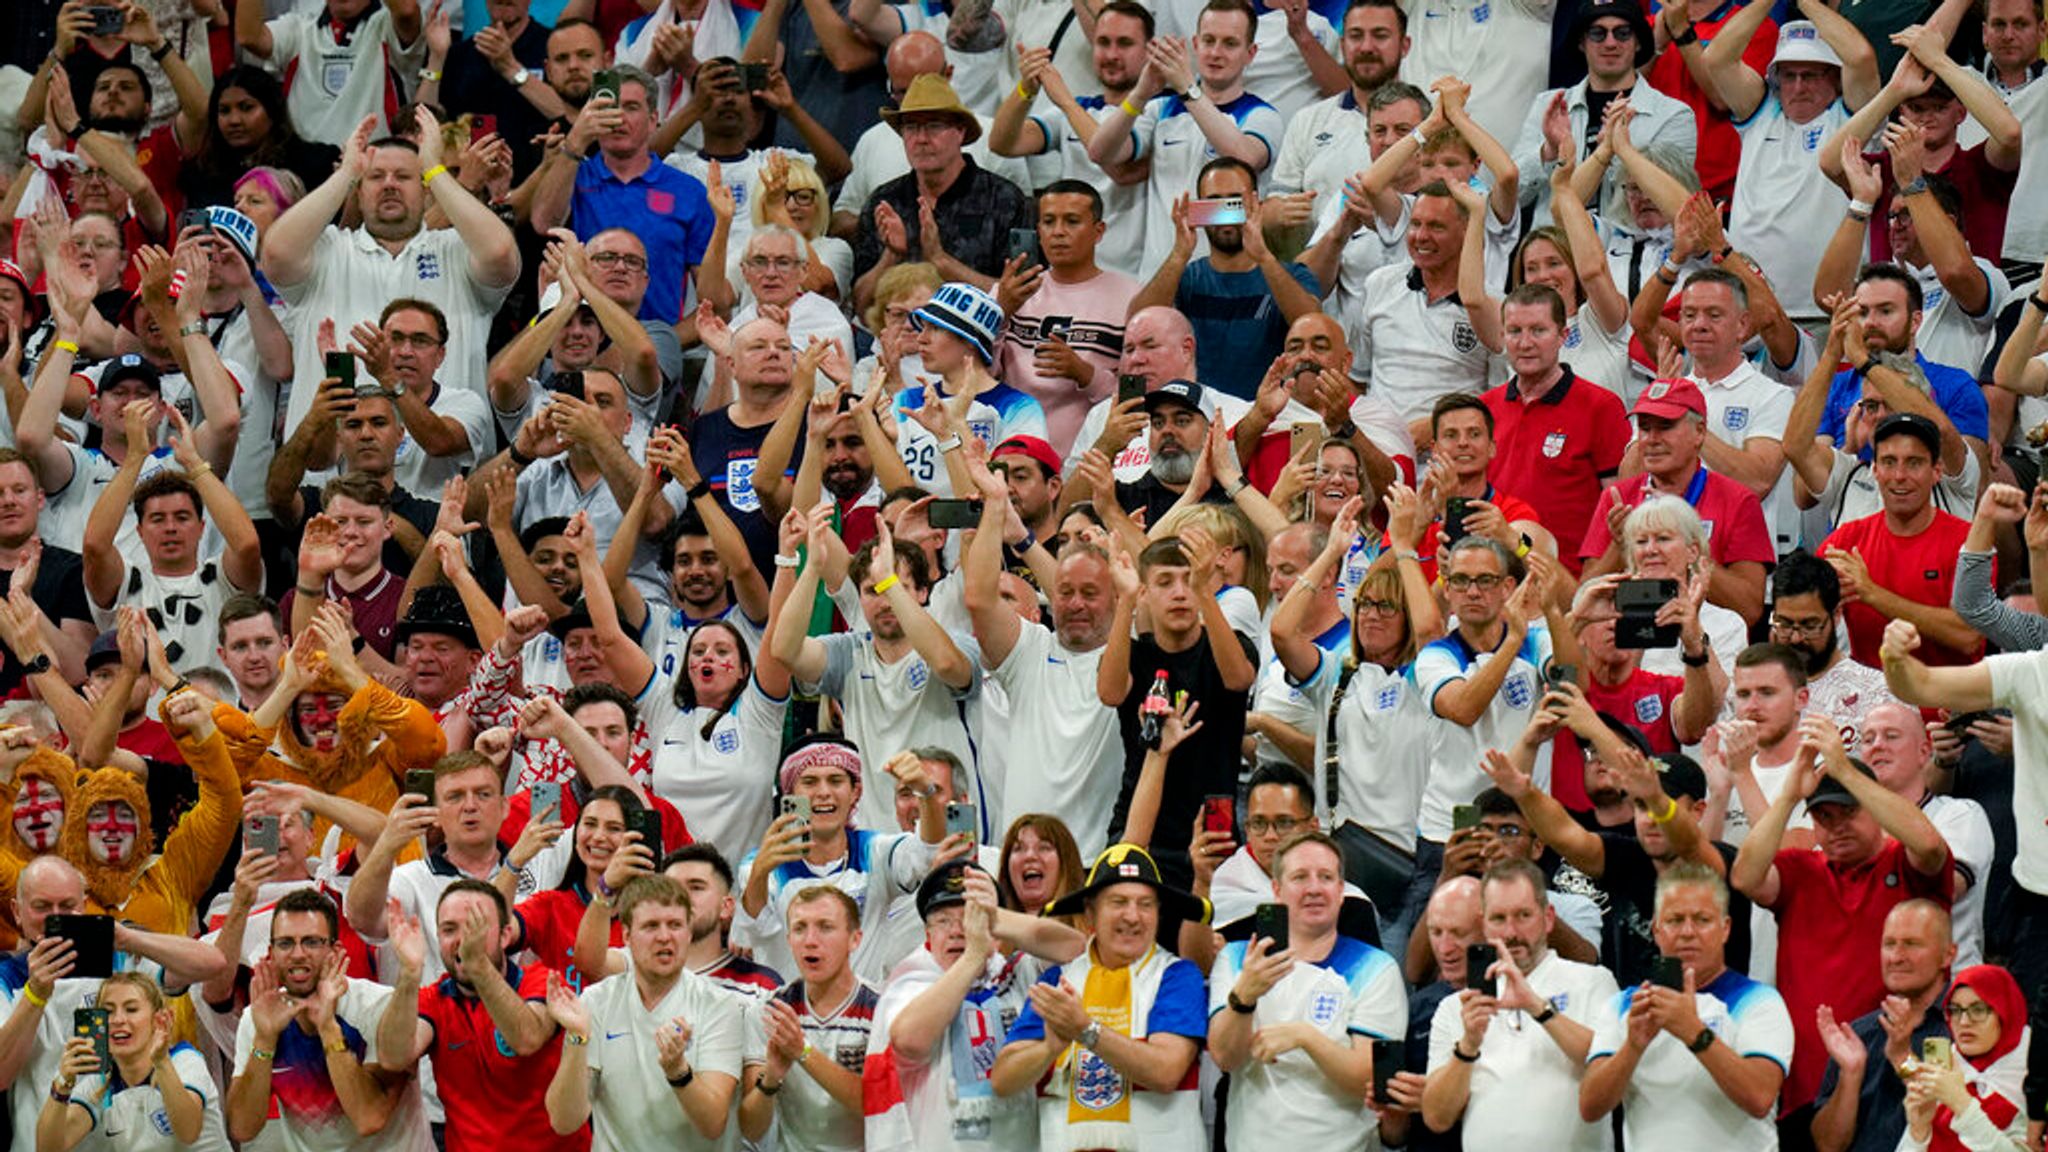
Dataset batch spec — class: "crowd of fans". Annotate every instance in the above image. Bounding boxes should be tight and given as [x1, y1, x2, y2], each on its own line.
[0, 0, 2043, 1147]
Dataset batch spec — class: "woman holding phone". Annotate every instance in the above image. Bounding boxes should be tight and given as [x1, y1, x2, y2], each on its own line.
[38, 973, 230, 1151]
[514, 785, 648, 983]
[1902, 964, 2029, 1151]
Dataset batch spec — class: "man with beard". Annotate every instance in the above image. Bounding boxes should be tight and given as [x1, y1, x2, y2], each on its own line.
[236, 0, 426, 144]
[268, 378, 441, 572]
[1732, 715, 1952, 1121]
[1230, 310, 1410, 510]
[1060, 307, 1252, 487]
[1762, 552, 1896, 745]
[226, 888, 432, 1149]
[1272, 0, 1409, 209]
[377, 879, 580, 1152]
[262, 111, 519, 440]
[1719, 644, 1817, 860]
[1858, 702, 1993, 966]
[339, 299, 496, 503]
[1128, 157, 1319, 400]
[735, 888, 874, 1150]
[965, 460, 1121, 860]
[546, 875, 743, 1149]
[1810, 263, 1994, 470]
[488, 235, 666, 443]
[0, 453, 94, 686]
[1421, 859, 1618, 1151]
[1353, 183, 1490, 449]
[1090, 380, 1233, 527]
[664, 58, 852, 258]
[41, 52, 186, 235]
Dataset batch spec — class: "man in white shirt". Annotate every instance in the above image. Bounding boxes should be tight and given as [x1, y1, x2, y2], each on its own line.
[735, 887, 874, 1152]
[1354, 185, 1492, 447]
[1170, 0, 1344, 123]
[1060, 306, 1252, 485]
[347, 298, 496, 502]
[1580, 865, 1791, 1151]
[726, 226, 856, 355]
[235, 0, 426, 144]
[1678, 269, 1796, 554]
[1859, 701, 1995, 966]
[261, 110, 520, 442]
[1398, 0, 1553, 144]
[1421, 858, 1619, 1152]
[1760, 553, 1896, 747]
[545, 874, 743, 1151]
[1210, 832, 1407, 1152]
[1271, 0, 1409, 207]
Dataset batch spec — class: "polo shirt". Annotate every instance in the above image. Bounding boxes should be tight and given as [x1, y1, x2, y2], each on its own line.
[1998, 81, 2048, 261]
[1271, 89, 1372, 206]
[1578, 467, 1775, 571]
[418, 963, 589, 1151]
[1868, 143, 2019, 264]
[1239, 8, 1342, 122]
[266, 6, 423, 145]
[517, 887, 615, 980]
[1485, 370, 1632, 571]
[1587, 969, 1793, 1152]
[984, 622, 1123, 862]
[1406, 486, 1543, 583]
[279, 569, 405, 660]
[1128, 89, 1285, 274]
[1817, 352, 1991, 448]
[387, 382, 495, 502]
[1292, 647, 1431, 847]
[1806, 443, 1979, 542]
[1647, 3, 1781, 195]
[1763, 837, 1954, 1109]
[568, 155, 715, 324]
[1413, 623, 1554, 841]
[1729, 95, 1853, 321]
[1425, 952, 1619, 1152]
[1551, 667, 1684, 811]
[580, 967, 743, 1151]
[1820, 509, 1980, 668]
[1357, 264, 1492, 423]
[1028, 96, 1150, 278]
[1176, 257, 1320, 399]
[649, 673, 788, 864]
[1691, 359, 1795, 554]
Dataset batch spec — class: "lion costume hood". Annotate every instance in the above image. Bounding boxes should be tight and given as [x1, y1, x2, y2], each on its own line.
[269, 664, 397, 792]
[60, 765, 155, 909]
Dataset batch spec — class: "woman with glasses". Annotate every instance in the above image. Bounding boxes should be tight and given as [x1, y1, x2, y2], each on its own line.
[1902, 964, 2030, 1152]
[852, 262, 942, 398]
[754, 154, 851, 301]
[40, 973, 231, 1151]
[1621, 495, 1750, 680]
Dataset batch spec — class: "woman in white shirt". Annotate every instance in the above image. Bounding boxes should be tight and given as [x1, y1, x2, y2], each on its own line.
[649, 619, 792, 862]
[39, 973, 231, 1152]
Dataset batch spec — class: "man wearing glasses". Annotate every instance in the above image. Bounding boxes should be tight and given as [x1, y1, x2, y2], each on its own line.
[1761, 552, 1897, 750]
[344, 299, 494, 504]
[1200, 764, 1361, 928]
[726, 228, 854, 359]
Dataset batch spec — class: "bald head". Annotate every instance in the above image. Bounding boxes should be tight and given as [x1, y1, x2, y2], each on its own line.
[1426, 875, 1485, 985]
[1122, 306, 1198, 384]
[15, 855, 86, 940]
[888, 32, 949, 88]
[1859, 701, 1933, 797]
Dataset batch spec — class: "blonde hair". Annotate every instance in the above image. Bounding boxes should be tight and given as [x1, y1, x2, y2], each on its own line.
[863, 262, 943, 336]
[1155, 503, 1269, 610]
[752, 156, 830, 240]
[99, 971, 168, 1014]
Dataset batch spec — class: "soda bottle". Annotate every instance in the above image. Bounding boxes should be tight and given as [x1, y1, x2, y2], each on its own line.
[1138, 670, 1171, 747]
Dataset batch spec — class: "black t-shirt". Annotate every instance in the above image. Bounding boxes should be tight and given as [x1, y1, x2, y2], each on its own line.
[1109, 628, 1257, 869]
[1113, 474, 1231, 530]
[0, 546, 94, 697]
[1404, 981, 1461, 1151]
[1595, 831, 1753, 986]
[440, 20, 554, 180]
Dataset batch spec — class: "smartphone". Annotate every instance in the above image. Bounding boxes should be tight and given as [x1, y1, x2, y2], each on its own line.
[1202, 794, 1235, 837]
[1945, 710, 1995, 736]
[45, 914, 114, 979]
[403, 768, 437, 802]
[177, 208, 210, 239]
[1545, 663, 1577, 691]
[1008, 226, 1042, 268]
[1465, 942, 1499, 991]
[1289, 421, 1321, 461]
[1253, 902, 1289, 953]
[1922, 1037, 1953, 1068]
[1038, 315, 1074, 344]
[627, 807, 663, 862]
[593, 69, 622, 102]
[530, 781, 562, 824]
[244, 813, 281, 855]
[324, 350, 356, 390]
[1613, 578, 1682, 650]
[1650, 955, 1685, 990]
[470, 113, 498, 143]
[944, 801, 978, 843]
[88, 6, 126, 36]
[782, 794, 813, 847]
[927, 498, 984, 530]
[1451, 804, 1482, 833]
[1370, 1038, 1400, 1104]
[1185, 196, 1247, 227]
[735, 62, 770, 92]
[1441, 496, 1471, 546]
[74, 1008, 110, 1073]
[1117, 373, 1147, 406]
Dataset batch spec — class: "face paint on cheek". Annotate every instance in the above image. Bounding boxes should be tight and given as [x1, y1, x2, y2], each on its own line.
[87, 804, 140, 863]
[12, 779, 64, 852]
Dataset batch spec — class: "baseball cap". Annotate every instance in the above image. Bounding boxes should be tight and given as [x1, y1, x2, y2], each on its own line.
[991, 434, 1060, 477]
[86, 630, 123, 672]
[1141, 379, 1217, 420]
[1649, 752, 1708, 805]
[910, 282, 1004, 364]
[1808, 760, 1878, 810]
[97, 354, 164, 396]
[1630, 378, 1706, 423]
[1871, 412, 1941, 459]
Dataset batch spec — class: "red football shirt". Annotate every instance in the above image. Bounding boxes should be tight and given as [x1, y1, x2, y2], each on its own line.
[1550, 666, 1684, 811]
[1869, 145, 2019, 263]
[1578, 467, 1776, 569]
[420, 962, 592, 1151]
[515, 888, 623, 986]
[1646, 6, 1780, 201]
[1767, 838, 1954, 1109]
[1821, 509, 1982, 668]
[1391, 488, 1545, 583]
[1485, 372, 1633, 572]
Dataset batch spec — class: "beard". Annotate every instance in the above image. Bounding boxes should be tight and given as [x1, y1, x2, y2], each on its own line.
[1151, 448, 1196, 485]
[89, 112, 148, 137]
[1207, 225, 1244, 254]
[1800, 628, 1838, 675]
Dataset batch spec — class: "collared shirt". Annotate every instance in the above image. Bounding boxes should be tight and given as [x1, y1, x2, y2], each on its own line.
[851, 156, 1035, 283]
[1483, 369, 1632, 570]
[1691, 358, 1795, 554]
[1513, 78, 1697, 227]
[1818, 351, 1992, 448]
[1272, 91, 1370, 205]
[419, 963, 589, 1152]
[265, 5, 424, 145]
[1729, 95, 1854, 320]
[568, 155, 715, 323]
[1588, 969, 1793, 1152]
[1357, 264, 1491, 422]
[1579, 467, 1775, 571]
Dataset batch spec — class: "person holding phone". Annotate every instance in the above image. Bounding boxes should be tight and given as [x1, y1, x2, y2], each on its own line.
[39, 971, 230, 1152]
[1899, 964, 2029, 1152]
[515, 786, 652, 979]
[1580, 865, 1791, 1151]
[1208, 832, 1406, 1152]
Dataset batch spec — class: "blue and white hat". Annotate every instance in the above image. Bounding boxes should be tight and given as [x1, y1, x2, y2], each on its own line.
[910, 282, 1004, 364]
[202, 206, 260, 263]
[1770, 21, 1843, 80]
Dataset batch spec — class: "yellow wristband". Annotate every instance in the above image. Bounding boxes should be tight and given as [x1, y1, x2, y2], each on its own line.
[53, 340, 80, 356]
[1017, 81, 1034, 101]
[871, 573, 900, 596]
[423, 165, 450, 186]
[1119, 98, 1140, 118]
[22, 985, 47, 1008]
[1651, 795, 1679, 824]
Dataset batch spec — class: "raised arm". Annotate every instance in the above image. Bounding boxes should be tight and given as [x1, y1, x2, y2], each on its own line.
[1698, 0, 1776, 121]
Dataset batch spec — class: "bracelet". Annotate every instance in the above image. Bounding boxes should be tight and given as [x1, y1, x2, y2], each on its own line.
[668, 1066, 696, 1089]
[1650, 795, 1680, 823]
[422, 165, 450, 187]
[187, 461, 213, 480]
[1118, 97, 1140, 117]
[48, 1084, 70, 1104]
[420, 68, 442, 82]
[2032, 294, 2048, 312]
[685, 477, 712, 502]
[1847, 198, 1875, 217]
[1224, 477, 1248, 499]
[1016, 81, 1035, 101]
[935, 434, 964, 453]
[758, 1075, 784, 1096]
[565, 1032, 589, 1047]
[53, 339, 80, 356]
[1656, 261, 1680, 285]
[1681, 644, 1709, 667]
[1898, 176, 1929, 198]
[774, 552, 802, 569]
[1672, 21, 1699, 45]
[324, 1036, 349, 1054]
[179, 321, 207, 338]
[1395, 549, 1421, 563]
[250, 1047, 275, 1062]
[1409, 127, 1427, 147]
[23, 985, 47, 1008]
[1015, 529, 1038, 553]
[872, 573, 901, 595]
[1452, 1043, 1479, 1063]
[296, 581, 326, 598]
[509, 444, 536, 468]
[1226, 991, 1257, 1015]
[148, 40, 173, 60]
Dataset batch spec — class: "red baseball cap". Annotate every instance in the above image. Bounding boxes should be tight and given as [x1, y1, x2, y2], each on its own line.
[992, 434, 1061, 477]
[1630, 378, 1707, 422]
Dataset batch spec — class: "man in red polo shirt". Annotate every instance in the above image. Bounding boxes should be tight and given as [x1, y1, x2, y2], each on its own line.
[1819, 413, 1981, 669]
[1407, 394, 1548, 581]
[379, 878, 590, 1151]
[1482, 284, 1633, 570]
[1730, 715, 1952, 1118]
[1580, 378, 1774, 625]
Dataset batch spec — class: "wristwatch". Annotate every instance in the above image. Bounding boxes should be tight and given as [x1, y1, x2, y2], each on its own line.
[1078, 1021, 1103, 1050]
[1181, 79, 1204, 103]
[18, 653, 51, 677]
[1687, 1027, 1716, 1055]
[1898, 175, 1930, 198]
[507, 68, 537, 86]
[1532, 1003, 1558, 1025]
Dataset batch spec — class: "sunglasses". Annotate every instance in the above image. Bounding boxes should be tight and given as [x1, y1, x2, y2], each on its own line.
[1585, 23, 1636, 41]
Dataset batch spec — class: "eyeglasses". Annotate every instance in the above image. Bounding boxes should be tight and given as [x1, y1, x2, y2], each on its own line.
[1769, 616, 1832, 638]
[783, 189, 818, 206]
[1315, 466, 1360, 481]
[1356, 598, 1401, 616]
[1585, 23, 1635, 41]
[75, 238, 124, 253]
[744, 256, 802, 272]
[1246, 816, 1304, 836]
[1443, 573, 1506, 591]
[385, 331, 444, 349]
[589, 251, 648, 271]
[1947, 1001, 1996, 1023]
[273, 936, 335, 954]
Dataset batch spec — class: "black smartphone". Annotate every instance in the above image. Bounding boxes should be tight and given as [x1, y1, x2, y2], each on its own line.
[45, 914, 115, 979]
[1008, 226, 1042, 268]
[324, 350, 356, 390]
[736, 61, 769, 92]
[1614, 578, 1682, 649]
[927, 498, 984, 530]
[628, 807, 663, 862]
[782, 794, 812, 847]
[1650, 955, 1685, 990]
[1441, 496, 1471, 545]
[944, 801, 977, 843]
[74, 1007, 110, 1073]
[1117, 373, 1147, 405]
[177, 208, 210, 238]
[244, 813, 281, 855]
[593, 69, 622, 102]
[1945, 710, 1995, 736]
[89, 6, 126, 36]
[1465, 943, 1499, 990]
[1253, 902, 1289, 953]
[1451, 804, 1482, 832]
[1370, 1038, 1400, 1104]
[403, 768, 437, 802]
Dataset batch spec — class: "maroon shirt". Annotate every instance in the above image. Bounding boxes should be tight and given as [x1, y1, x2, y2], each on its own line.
[279, 569, 404, 660]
